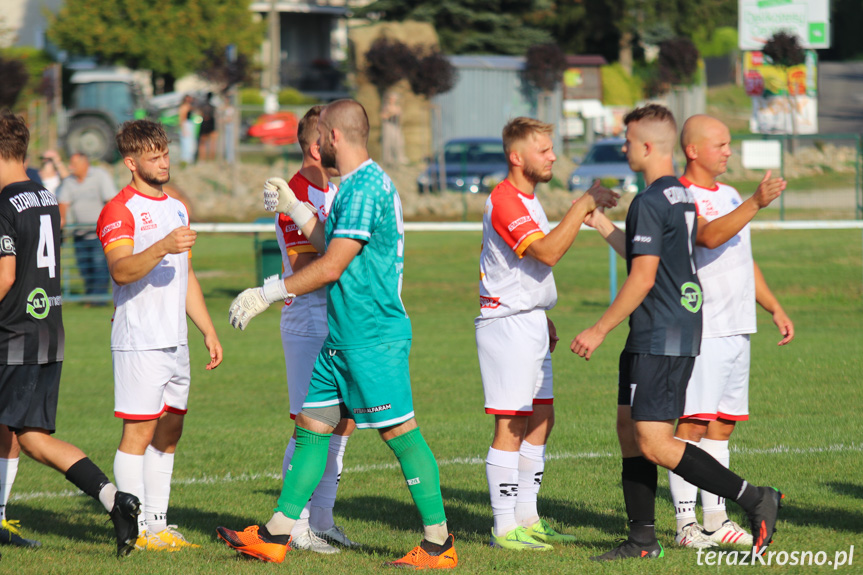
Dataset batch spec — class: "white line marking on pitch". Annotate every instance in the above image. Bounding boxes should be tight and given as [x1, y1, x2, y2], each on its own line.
[13, 443, 862, 502]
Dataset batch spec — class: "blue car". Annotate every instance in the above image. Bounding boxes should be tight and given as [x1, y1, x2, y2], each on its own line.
[568, 138, 641, 194]
[417, 138, 508, 194]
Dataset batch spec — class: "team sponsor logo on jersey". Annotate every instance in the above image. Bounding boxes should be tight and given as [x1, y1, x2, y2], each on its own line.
[353, 403, 391, 414]
[508, 215, 532, 231]
[282, 222, 299, 234]
[101, 220, 122, 237]
[8, 190, 57, 212]
[0, 235, 15, 255]
[480, 295, 501, 309]
[663, 186, 695, 205]
[26, 288, 50, 319]
[680, 281, 703, 313]
[140, 212, 157, 230]
[698, 199, 719, 217]
[633, 234, 652, 243]
[178, 210, 186, 225]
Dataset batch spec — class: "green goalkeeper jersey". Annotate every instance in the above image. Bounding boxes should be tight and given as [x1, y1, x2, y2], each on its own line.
[324, 159, 411, 349]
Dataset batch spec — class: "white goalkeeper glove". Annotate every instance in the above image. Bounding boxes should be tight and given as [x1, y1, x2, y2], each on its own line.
[263, 177, 318, 229]
[228, 275, 296, 330]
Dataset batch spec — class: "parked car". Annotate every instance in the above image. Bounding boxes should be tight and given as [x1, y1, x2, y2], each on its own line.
[247, 112, 299, 146]
[417, 138, 507, 194]
[568, 138, 640, 194]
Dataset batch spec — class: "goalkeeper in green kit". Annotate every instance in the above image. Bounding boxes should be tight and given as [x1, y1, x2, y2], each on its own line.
[217, 99, 458, 569]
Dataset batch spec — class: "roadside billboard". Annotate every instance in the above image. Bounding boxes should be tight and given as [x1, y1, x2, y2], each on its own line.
[738, 0, 831, 50]
[743, 49, 818, 134]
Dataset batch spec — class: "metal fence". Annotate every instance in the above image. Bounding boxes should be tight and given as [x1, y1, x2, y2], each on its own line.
[60, 225, 112, 304]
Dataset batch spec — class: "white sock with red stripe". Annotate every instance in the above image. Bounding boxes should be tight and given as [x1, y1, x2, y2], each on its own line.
[486, 447, 519, 537]
[515, 441, 545, 527]
[668, 440, 700, 532]
[699, 438, 731, 531]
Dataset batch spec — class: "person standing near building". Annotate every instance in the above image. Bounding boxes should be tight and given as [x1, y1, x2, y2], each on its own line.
[572, 104, 784, 561]
[218, 99, 457, 568]
[668, 114, 793, 549]
[0, 110, 141, 557]
[97, 119, 223, 551]
[57, 153, 116, 299]
[274, 105, 357, 553]
[477, 117, 618, 551]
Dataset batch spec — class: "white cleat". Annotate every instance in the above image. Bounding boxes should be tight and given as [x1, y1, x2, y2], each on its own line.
[290, 528, 340, 554]
[705, 520, 754, 546]
[675, 522, 719, 549]
[314, 525, 361, 548]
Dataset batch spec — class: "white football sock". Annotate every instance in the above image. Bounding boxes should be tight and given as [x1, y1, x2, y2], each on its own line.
[668, 439, 700, 532]
[0, 457, 19, 523]
[98, 483, 118, 513]
[266, 511, 296, 537]
[143, 445, 174, 534]
[700, 438, 730, 531]
[486, 447, 519, 537]
[515, 441, 545, 527]
[309, 433, 349, 532]
[114, 450, 147, 535]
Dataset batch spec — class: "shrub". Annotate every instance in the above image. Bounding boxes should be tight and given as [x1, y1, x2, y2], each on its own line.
[601, 63, 643, 106]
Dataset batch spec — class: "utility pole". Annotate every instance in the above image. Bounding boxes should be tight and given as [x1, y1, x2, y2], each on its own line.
[267, 0, 281, 112]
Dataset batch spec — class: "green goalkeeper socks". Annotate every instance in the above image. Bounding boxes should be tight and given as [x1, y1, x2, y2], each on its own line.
[275, 426, 331, 519]
[386, 427, 447, 526]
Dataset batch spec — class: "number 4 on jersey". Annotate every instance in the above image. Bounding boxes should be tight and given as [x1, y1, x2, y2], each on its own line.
[37, 214, 56, 278]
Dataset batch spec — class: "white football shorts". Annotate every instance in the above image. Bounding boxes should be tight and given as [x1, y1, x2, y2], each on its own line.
[113, 346, 191, 419]
[282, 330, 327, 418]
[476, 309, 553, 415]
[682, 334, 750, 421]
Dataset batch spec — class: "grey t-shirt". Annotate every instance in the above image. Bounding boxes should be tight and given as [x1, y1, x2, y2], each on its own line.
[56, 166, 117, 225]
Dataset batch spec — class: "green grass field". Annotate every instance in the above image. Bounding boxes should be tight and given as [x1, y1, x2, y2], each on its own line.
[5, 228, 863, 574]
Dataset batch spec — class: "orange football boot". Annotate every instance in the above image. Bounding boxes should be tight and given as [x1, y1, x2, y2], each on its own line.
[385, 534, 458, 569]
[216, 525, 291, 563]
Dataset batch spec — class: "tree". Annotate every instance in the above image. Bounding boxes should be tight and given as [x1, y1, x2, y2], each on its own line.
[47, 0, 263, 90]
[354, 0, 552, 55]
[0, 56, 28, 109]
[364, 37, 418, 97]
[762, 31, 806, 142]
[522, 43, 566, 124]
[657, 37, 699, 86]
[407, 48, 457, 193]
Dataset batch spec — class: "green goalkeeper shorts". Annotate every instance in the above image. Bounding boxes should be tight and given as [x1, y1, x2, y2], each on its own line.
[304, 339, 415, 429]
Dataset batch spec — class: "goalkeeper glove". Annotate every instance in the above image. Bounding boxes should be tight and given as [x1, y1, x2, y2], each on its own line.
[228, 275, 296, 330]
[263, 177, 318, 229]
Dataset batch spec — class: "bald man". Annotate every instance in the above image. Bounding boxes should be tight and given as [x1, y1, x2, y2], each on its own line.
[571, 105, 784, 561]
[218, 99, 457, 569]
[667, 115, 793, 549]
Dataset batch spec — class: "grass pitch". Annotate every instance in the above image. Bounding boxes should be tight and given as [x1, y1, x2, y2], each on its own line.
[5, 228, 863, 574]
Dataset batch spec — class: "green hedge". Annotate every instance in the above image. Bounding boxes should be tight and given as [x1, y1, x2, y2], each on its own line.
[600, 63, 644, 106]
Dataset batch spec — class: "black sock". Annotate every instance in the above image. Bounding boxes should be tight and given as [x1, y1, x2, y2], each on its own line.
[64, 457, 110, 500]
[673, 443, 758, 510]
[622, 456, 657, 544]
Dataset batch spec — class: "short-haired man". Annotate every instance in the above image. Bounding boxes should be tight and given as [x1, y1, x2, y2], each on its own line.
[273, 105, 357, 553]
[477, 117, 618, 550]
[572, 104, 783, 561]
[98, 120, 223, 551]
[668, 114, 793, 549]
[219, 99, 457, 568]
[57, 152, 117, 299]
[0, 110, 140, 557]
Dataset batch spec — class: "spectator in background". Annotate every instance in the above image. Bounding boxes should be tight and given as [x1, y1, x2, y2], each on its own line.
[197, 93, 217, 162]
[57, 153, 117, 300]
[381, 92, 407, 167]
[178, 95, 197, 164]
[38, 150, 69, 195]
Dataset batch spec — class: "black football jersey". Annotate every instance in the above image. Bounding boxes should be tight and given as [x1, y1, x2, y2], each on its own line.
[624, 175, 702, 357]
[0, 180, 65, 364]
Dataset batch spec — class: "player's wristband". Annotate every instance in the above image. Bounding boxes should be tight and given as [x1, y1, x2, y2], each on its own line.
[261, 275, 295, 303]
[288, 201, 317, 229]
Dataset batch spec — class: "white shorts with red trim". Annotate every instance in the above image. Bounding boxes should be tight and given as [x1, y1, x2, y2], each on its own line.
[113, 346, 191, 420]
[282, 330, 327, 418]
[476, 309, 553, 415]
[682, 334, 750, 421]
